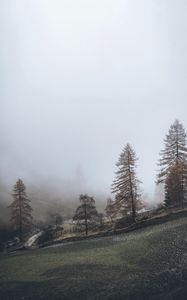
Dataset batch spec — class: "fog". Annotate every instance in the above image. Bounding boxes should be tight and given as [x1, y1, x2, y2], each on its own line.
[1, 1, 187, 219]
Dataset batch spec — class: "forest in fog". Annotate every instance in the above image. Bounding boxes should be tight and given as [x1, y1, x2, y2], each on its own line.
[1, 119, 187, 248]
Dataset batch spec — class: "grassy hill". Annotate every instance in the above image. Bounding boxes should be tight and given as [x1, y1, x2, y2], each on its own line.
[1, 216, 187, 299]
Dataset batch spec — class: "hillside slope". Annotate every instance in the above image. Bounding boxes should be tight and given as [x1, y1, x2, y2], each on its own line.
[1, 216, 187, 299]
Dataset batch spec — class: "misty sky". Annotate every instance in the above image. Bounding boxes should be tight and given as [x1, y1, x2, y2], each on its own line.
[1, 0, 187, 203]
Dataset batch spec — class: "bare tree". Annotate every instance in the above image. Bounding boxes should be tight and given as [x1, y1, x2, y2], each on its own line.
[157, 120, 187, 208]
[111, 144, 141, 223]
[73, 194, 99, 236]
[8, 179, 33, 242]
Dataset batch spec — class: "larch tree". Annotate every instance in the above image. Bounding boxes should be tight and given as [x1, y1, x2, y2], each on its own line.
[157, 120, 187, 208]
[73, 194, 99, 236]
[8, 179, 33, 242]
[111, 143, 141, 223]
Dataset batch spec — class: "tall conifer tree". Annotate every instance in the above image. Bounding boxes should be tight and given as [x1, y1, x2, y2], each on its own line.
[157, 120, 187, 208]
[111, 144, 141, 223]
[9, 179, 33, 242]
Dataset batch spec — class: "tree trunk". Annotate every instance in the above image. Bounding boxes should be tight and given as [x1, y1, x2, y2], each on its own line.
[128, 153, 136, 223]
[18, 191, 23, 242]
[84, 204, 88, 236]
[181, 173, 184, 209]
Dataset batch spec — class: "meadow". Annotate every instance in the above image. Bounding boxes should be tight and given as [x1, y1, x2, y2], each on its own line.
[1, 217, 187, 299]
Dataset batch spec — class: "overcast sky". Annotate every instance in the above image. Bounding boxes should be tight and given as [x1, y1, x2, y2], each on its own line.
[1, 0, 187, 203]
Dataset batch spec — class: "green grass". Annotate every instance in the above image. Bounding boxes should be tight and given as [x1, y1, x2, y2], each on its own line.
[1, 217, 187, 299]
